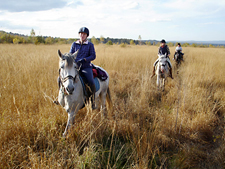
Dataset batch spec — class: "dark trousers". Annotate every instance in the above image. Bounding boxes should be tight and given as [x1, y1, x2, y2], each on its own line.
[80, 67, 96, 95]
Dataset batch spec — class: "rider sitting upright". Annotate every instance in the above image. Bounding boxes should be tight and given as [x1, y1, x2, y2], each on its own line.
[54, 27, 97, 109]
[151, 39, 173, 79]
[174, 43, 184, 60]
[70, 27, 97, 109]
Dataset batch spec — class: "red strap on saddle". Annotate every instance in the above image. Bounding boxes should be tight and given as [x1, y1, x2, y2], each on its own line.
[92, 69, 98, 78]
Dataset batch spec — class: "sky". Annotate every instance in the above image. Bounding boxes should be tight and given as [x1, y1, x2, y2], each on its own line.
[0, 0, 225, 41]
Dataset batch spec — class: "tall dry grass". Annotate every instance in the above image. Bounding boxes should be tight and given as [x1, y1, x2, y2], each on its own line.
[0, 44, 225, 168]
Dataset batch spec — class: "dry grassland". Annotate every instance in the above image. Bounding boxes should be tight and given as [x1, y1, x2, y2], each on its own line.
[0, 44, 225, 168]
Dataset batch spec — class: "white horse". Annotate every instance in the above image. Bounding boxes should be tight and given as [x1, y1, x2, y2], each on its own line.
[57, 50, 112, 137]
[155, 54, 170, 91]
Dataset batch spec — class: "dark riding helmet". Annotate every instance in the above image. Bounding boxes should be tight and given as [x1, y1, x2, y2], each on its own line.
[78, 27, 89, 37]
[160, 39, 166, 43]
[178, 43, 181, 46]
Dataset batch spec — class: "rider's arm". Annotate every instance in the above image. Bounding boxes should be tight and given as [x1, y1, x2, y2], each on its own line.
[69, 42, 76, 54]
[158, 47, 161, 55]
[167, 46, 170, 56]
[85, 43, 96, 62]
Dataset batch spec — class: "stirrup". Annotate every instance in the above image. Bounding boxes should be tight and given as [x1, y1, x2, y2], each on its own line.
[53, 100, 59, 105]
[92, 104, 97, 110]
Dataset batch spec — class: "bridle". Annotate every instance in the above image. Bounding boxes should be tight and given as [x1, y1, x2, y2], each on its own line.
[59, 63, 81, 84]
[58, 53, 82, 94]
[59, 63, 81, 95]
[60, 74, 77, 84]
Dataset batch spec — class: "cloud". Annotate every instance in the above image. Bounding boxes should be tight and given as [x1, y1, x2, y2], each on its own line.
[0, 0, 225, 40]
[123, 1, 140, 10]
[0, 0, 78, 12]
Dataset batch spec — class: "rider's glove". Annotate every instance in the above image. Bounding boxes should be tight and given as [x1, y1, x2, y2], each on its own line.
[77, 58, 86, 64]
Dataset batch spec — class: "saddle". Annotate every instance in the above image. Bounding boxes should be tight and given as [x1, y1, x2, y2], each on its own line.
[175, 51, 183, 61]
[92, 64, 108, 81]
[79, 65, 108, 97]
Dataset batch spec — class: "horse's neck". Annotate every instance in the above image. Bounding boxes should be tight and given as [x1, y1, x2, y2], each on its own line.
[76, 75, 85, 94]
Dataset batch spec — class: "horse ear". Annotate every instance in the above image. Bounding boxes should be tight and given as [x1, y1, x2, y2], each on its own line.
[72, 49, 79, 59]
[58, 50, 64, 59]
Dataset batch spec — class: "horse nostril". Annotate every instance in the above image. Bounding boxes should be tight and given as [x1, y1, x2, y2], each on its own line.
[71, 87, 74, 92]
[66, 87, 74, 94]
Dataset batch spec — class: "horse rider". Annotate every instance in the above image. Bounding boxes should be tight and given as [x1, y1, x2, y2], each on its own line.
[174, 43, 184, 60]
[70, 27, 97, 109]
[54, 27, 97, 109]
[151, 39, 173, 79]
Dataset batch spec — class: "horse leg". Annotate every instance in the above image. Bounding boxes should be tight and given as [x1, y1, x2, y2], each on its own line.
[156, 75, 160, 89]
[99, 91, 107, 117]
[58, 89, 65, 107]
[63, 104, 79, 137]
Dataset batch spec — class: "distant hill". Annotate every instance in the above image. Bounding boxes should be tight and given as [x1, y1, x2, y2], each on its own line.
[170, 40, 225, 45]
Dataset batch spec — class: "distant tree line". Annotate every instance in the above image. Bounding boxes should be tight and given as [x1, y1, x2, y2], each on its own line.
[0, 29, 224, 48]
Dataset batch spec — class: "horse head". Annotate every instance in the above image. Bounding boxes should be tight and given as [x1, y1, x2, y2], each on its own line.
[158, 54, 168, 74]
[58, 50, 79, 95]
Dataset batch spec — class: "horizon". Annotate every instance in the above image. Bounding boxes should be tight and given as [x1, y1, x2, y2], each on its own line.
[1, 29, 225, 45]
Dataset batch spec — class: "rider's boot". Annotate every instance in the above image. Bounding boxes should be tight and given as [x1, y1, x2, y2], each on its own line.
[53, 77, 61, 105]
[151, 66, 155, 78]
[169, 68, 174, 79]
[90, 84, 97, 110]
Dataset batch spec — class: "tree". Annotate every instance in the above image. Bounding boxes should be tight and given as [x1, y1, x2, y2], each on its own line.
[91, 36, 99, 45]
[183, 43, 190, 47]
[57, 38, 67, 44]
[145, 41, 151, 46]
[191, 43, 197, 47]
[13, 38, 20, 44]
[0, 33, 13, 43]
[30, 28, 35, 44]
[167, 42, 174, 47]
[130, 40, 135, 45]
[100, 35, 105, 44]
[138, 35, 142, 45]
[67, 38, 76, 44]
[106, 40, 113, 45]
[45, 37, 54, 44]
[120, 43, 127, 47]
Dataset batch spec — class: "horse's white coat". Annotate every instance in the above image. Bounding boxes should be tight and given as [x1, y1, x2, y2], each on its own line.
[155, 54, 169, 91]
[57, 50, 112, 137]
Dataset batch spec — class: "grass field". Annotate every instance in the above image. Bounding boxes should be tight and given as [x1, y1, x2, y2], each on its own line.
[0, 44, 225, 168]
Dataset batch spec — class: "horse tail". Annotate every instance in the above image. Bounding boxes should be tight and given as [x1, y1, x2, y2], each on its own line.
[106, 87, 113, 112]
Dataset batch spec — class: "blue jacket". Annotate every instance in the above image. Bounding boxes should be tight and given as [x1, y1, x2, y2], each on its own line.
[69, 40, 96, 68]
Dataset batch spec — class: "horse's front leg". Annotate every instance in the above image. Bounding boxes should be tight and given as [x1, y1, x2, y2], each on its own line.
[58, 89, 65, 107]
[162, 78, 165, 91]
[63, 105, 79, 137]
[156, 75, 160, 89]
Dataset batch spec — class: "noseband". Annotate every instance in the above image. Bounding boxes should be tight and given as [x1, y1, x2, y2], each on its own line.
[59, 71, 78, 95]
[159, 64, 166, 73]
[60, 75, 77, 83]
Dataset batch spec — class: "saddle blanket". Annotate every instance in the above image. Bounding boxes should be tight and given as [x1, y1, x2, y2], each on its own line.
[79, 76, 100, 96]
[92, 65, 108, 81]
